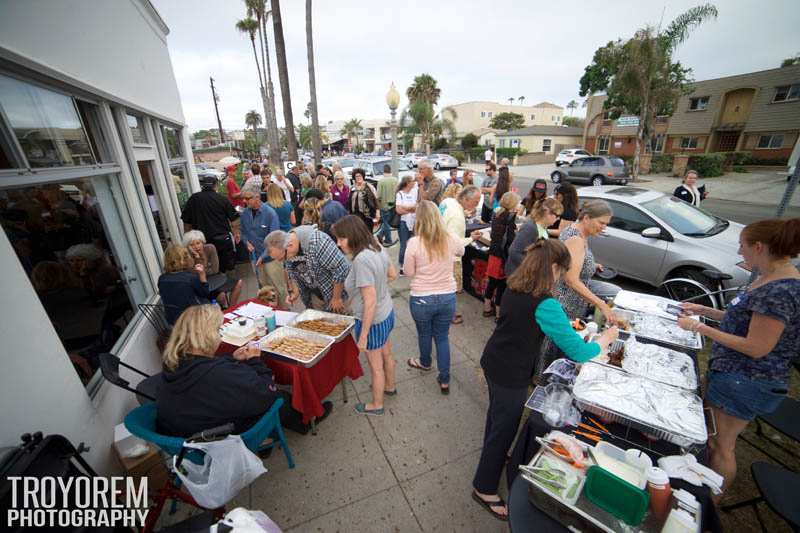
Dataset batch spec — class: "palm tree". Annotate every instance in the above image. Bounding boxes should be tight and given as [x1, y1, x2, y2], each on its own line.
[236, 17, 272, 158]
[406, 74, 441, 106]
[518, 96, 525, 106]
[244, 110, 263, 144]
[270, 0, 298, 160]
[566, 99, 578, 116]
[341, 119, 362, 150]
[305, 0, 321, 165]
[508, 97, 514, 105]
[243, 0, 280, 164]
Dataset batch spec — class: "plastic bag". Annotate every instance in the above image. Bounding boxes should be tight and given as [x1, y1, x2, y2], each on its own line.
[211, 508, 283, 533]
[174, 435, 267, 509]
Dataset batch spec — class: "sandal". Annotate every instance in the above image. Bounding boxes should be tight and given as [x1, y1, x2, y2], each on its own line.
[452, 314, 464, 325]
[482, 309, 495, 317]
[471, 491, 508, 522]
[384, 389, 398, 396]
[407, 358, 432, 371]
[439, 383, 450, 395]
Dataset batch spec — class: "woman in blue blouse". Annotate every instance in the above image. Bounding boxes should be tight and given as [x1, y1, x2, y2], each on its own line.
[678, 218, 800, 494]
[472, 239, 619, 521]
[265, 183, 295, 231]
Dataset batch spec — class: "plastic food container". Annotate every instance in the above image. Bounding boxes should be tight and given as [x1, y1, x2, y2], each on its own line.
[584, 465, 650, 526]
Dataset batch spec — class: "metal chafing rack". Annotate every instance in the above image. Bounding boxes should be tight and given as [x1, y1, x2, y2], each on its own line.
[572, 362, 708, 451]
[286, 309, 355, 342]
[257, 327, 334, 368]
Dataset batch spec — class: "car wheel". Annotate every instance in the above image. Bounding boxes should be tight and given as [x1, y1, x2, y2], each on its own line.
[550, 171, 562, 183]
[659, 268, 717, 307]
[591, 175, 604, 187]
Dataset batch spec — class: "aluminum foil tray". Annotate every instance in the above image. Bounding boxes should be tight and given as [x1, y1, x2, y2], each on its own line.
[615, 308, 703, 351]
[287, 309, 355, 342]
[621, 338, 698, 391]
[257, 326, 334, 368]
[573, 362, 707, 449]
[613, 290, 681, 319]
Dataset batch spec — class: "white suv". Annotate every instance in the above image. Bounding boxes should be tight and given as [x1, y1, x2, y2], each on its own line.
[556, 149, 592, 166]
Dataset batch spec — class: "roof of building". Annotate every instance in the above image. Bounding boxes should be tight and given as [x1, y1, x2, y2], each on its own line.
[445, 100, 564, 110]
[496, 126, 584, 137]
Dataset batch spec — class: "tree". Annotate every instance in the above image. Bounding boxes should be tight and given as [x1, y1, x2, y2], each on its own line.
[579, 3, 717, 179]
[405, 74, 443, 154]
[235, 16, 272, 158]
[461, 133, 479, 150]
[341, 118, 362, 149]
[781, 53, 800, 67]
[566, 99, 578, 116]
[490, 112, 525, 131]
[270, 0, 298, 160]
[562, 116, 585, 128]
[242, 1, 280, 164]
[305, 0, 322, 164]
[508, 97, 515, 105]
[406, 74, 441, 106]
[518, 96, 526, 105]
[244, 110, 263, 146]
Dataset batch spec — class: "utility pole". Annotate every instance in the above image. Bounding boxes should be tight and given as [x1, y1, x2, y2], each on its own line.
[210, 77, 225, 145]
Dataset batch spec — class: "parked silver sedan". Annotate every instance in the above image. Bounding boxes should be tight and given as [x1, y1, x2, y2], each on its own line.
[577, 186, 751, 290]
[426, 153, 459, 170]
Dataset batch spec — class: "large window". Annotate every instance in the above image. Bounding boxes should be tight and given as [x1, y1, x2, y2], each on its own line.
[647, 133, 665, 153]
[542, 139, 552, 152]
[127, 114, 148, 144]
[161, 126, 182, 159]
[773, 84, 800, 103]
[1, 176, 136, 387]
[680, 137, 699, 149]
[0, 74, 96, 167]
[757, 134, 784, 149]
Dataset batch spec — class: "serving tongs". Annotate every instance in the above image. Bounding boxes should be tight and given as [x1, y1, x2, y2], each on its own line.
[519, 464, 568, 490]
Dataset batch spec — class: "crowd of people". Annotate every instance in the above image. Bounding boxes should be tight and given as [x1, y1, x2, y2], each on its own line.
[153, 157, 800, 523]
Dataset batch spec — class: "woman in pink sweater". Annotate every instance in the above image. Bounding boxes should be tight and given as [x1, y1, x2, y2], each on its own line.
[404, 200, 465, 394]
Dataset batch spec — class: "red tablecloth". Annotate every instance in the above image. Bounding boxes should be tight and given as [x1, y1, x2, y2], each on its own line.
[218, 299, 363, 423]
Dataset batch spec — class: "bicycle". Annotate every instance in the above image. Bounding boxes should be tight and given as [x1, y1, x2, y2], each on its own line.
[658, 268, 750, 324]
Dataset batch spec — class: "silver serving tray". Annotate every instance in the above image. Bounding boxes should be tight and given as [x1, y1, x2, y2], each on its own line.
[614, 308, 703, 351]
[573, 362, 707, 450]
[257, 326, 334, 368]
[286, 309, 355, 342]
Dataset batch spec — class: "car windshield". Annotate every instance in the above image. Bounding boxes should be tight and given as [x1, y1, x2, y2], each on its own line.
[642, 196, 727, 236]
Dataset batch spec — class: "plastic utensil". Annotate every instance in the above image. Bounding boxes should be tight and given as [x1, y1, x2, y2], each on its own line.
[584, 466, 650, 526]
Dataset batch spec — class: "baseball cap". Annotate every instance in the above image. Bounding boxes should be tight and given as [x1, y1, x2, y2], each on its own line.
[534, 180, 547, 191]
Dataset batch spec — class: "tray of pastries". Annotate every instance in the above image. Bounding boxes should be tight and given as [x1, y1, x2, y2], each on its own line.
[258, 326, 334, 367]
[287, 309, 355, 342]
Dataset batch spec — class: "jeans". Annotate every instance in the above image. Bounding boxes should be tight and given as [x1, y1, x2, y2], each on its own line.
[473, 377, 528, 494]
[409, 293, 456, 384]
[398, 220, 413, 269]
[378, 208, 394, 244]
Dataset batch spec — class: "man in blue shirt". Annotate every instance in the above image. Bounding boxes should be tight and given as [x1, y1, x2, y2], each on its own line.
[240, 184, 286, 306]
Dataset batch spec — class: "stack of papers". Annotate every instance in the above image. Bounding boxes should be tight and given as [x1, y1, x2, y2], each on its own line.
[233, 302, 272, 319]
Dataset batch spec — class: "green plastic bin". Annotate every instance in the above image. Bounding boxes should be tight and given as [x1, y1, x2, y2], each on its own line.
[584, 465, 650, 526]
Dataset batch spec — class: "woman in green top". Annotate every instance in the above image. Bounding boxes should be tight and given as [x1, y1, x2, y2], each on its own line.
[531, 198, 563, 239]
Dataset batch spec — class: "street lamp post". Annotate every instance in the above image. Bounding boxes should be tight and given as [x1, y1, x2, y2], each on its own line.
[386, 82, 400, 176]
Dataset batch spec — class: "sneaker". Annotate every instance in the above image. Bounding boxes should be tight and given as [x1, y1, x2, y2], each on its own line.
[398, 269, 405, 277]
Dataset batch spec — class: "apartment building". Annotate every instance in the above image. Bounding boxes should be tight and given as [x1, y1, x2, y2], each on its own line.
[324, 118, 402, 152]
[443, 100, 564, 138]
[496, 126, 583, 153]
[583, 65, 800, 160]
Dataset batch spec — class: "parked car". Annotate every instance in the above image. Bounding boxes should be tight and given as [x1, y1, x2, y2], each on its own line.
[322, 157, 357, 178]
[576, 186, 750, 291]
[551, 156, 629, 187]
[426, 153, 459, 170]
[195, 164, 223, 179]
[555, 148, 592, 166]
[403, 153, 426, 168]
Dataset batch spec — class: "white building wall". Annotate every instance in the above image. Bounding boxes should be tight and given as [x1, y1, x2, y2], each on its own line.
[0, 0, 185, 125]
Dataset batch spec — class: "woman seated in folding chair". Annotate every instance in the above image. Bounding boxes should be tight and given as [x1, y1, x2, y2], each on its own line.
[156, 305, 332, 438]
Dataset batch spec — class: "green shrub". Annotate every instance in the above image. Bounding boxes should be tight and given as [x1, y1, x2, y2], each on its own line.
[496, 147, 522, 158]
[650, 154, 674, 173]
[450, 150, 466, 164]
[460, 133, 478, 150]
[742, 155, 789, 166]
[725, 151, 750, 167]
[469, 146, 486, 160]
[732, 165, 748, 173]
[687, 153, 726, 177]
[432, 137, 448, 151]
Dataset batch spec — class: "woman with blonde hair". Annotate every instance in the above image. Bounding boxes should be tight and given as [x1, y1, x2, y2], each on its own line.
[266, 183, 295, 231]
[183, 230, 242, 308]
[156, 305, 289, 437]
[505, 198, 563, 277]
[482, 191, 521, 320]
[404, 200, 465, 394]
[443, 182, 463, 200]
[158, 244, 210, 325]
[314, 175, 331, 197]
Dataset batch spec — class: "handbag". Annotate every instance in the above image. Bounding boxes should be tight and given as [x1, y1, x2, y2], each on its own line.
[387, 207, 401, 229]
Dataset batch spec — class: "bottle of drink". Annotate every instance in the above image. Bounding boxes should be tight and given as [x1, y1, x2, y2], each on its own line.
[254, 315, 267, 337]
[264, 307, 277, 332]
[647, 467, 672, 521]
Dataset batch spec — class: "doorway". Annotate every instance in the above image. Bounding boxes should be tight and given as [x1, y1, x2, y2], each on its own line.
[716, 131, 740, 152]
[137, 161, 168, 249]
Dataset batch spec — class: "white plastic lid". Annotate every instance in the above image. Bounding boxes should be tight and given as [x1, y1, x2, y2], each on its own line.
[647, 466, 670, 485]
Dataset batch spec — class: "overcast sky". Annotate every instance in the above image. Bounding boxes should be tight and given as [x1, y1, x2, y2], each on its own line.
[152, 0, 798, 133]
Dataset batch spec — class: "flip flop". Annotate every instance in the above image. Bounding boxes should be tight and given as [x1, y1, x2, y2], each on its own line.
[407, 358, 432, 371]
[452, 314, 464, 324]
[354, 403, 384, 416]
[384, 389, 398, 396]
[471, 491, 508, 522]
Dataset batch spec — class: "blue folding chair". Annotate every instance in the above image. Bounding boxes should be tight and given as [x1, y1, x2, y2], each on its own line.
[123, 399, 295, 532]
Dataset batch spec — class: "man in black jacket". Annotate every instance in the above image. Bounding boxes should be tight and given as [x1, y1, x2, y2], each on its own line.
[181, 175, 240, 272]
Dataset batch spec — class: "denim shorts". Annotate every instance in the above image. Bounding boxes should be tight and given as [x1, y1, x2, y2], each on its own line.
[354, 310, 395, 351]
[705, 371, 787, 421]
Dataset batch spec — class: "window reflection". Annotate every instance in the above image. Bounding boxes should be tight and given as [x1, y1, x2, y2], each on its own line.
[127, 114, 148, 144]
[170, 163, 190, 210]
[0, 74, 96, 167]
[162, 126, 181, 159]
[0, 178, 134, 386]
